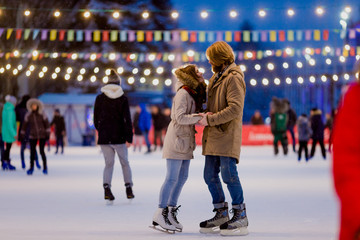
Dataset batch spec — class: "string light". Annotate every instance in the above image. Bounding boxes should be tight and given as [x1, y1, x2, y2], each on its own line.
[171, 11, 179, 19]
[344, 6, 352, 13]
[297, 77, 304, 84]
[140, 77, 146, 83]
[246, 52, 253, 59]
[105, 69, 111, 75]
[187, 50, 195, 57]
[90, 76, 97, 82]
[321, 75, 327, 82]
[316, 7, 324, 16]
[103, 76, 109, 83]
[94, 67, 99, 73]
[340, 11, 349, 20]
[165, 79, 172, 86]
[65, 74, 71, 81]
[344, 44, 351, 51]
[54, 10, 61, 18]
[258, 9, 266, 17]
[274, 78, 281, 85]
[77, 75, 83, 81]
[26, 70, 31, 76]
[80, 68, 86, 74]
[156, 67, 164, 74]
[286, 77, 292, 84]
[42, 66, 48, 72]
[52, 73, 57, 79]
[83, 11, 91, 18]
[90, 54, 97, 61]
[229, 10, 238, 18]
[109, 53, 116, 61]
[52, 53, 58, 58]
[112, 11, 120, 19]
[128, 77, 135, 84]
[71, 54, 78, 60]
[285, 48, 293, 55]
[287, 8, 295, 17]
[13, 50, 20, 57]
[132, 68, 139, 74]
[326, 58, 332, 65]
[198, 67, 205, 74]
[144, 69, 151, 76]
[55, 67, 61, 73]
[117, 67, 124, 74]
[0, 68, 5, 74]
[39, 72, 44, 78]
[250, 79, 257, 86]
[309, 59, 316, 66]
[283, 62, 289, 69]
[152, 78, 159, 86]
[309, 76, 316, 83]
[29, 65, 35, 71]
[24, 10, 31, 16]
[296, 62, 303, 68]
[17, 64, 23, 70]
[344, 73, 350, 80]
[262, 78, 269, 86]
[6, 64, 11, 70]
[339, 56, 346, 63]
[148, 54, 156, 61]
[332, 74, 339, 81]
[200, 10, 209, 19]
[325, 46, 331, 53]
[239, 65, 246, 72]
[142, 11, 150, 19]
[66, 67, 73, 74]
[254, 64, 261, 71]
[267, 63, 275, 71]
[13, 69, 19, 75]
[168, 54, 175, 61]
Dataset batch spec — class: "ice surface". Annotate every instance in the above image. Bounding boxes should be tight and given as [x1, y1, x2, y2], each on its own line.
[0, 145, 338, 240]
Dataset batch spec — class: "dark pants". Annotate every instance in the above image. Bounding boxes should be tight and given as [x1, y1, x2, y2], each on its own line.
[310, 139, 326, 159]
[153, 130, 163, 150]
[3, 142, 13, 161]
[298, 141, 309, 161]
[142, 130, 151, 151]
[287, 126, 296, 151]
[21, 139, 38, 162]
[30, 139, 47, 170]
[273, 132, 288, 155]
[56, 135, 64, 153]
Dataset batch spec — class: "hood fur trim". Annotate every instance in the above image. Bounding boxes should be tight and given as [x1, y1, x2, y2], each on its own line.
[101, 84, 124, 99]
[26, 98, 44, 114]
[174, 69, 199, 90]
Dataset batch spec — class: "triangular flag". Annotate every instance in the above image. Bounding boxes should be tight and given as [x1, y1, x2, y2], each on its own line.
[145, 31, 153, 42]
[41, 30, 48, 40]
[59, 30, 66, 41]
[0, 28, 4, 38]
[216, 31, 223, 41]
[252, 31, 259, 42]
[50, 30, 57, 41]
[154, 31, 162, 41]
[33, 29, 40, 40]
[6, 28, 13, 39]
[110, 30, 118, 42]
[190, 31, 197, 42]
[181, 31, 188, 41]
[76, 30, 83, 42]
[243, 31, 250, 42]
[270, 31, 277, 42]
[199, 31, 206, 42]
[24, 29, 31, 40]
[225, 31, 232, 42]
[120, 31, 127, 42]
[207, 32, 215, 42]
[287, 30, 294, 41]
[67, 30, 75, 41]
[128, 31, 135, 42]
[137, 31, 145, 42]
[163, 31, 171, 42]
[102, 31, 109, 42]
[314, 30, 321, 41]
[93, 30, 101, 42]
[16, 29, 22, 40]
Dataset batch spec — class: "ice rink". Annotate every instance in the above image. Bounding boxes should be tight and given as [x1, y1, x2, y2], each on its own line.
[0, 145, 338, 240]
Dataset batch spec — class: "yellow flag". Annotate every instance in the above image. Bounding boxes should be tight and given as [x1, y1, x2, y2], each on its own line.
[93, 30, 101, 42]
[225, 31, 232, 42]
[181, 31, 188, 41]
[270, 31, 277, 42]
[287, 30, 294, 41]
[50, 30, 57, 41]
[137, 31, 144, 42]
[6, 29, 13, 39]
[314, 30, 321, 41]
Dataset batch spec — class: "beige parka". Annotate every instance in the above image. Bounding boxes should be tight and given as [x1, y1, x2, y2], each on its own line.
[202, 63, 246, 163]
[162, 71, 202, 160]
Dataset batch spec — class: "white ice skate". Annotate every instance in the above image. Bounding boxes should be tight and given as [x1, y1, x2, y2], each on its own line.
[150, 208, 176, 234]
[168, 206, 183, 232]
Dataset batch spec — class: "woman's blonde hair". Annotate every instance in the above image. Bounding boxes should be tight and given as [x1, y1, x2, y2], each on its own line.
[175, 64, 200, 82]
[206, 41, 235, 66]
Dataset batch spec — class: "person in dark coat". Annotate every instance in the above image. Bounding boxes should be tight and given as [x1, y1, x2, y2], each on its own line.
[296, 114, 312, 162]
[250, 110, 264, 125]
[20, 98, 50, 175]
[50, 109, 66, 154]
[132, 105, 143, 152]
[94, 70, 134, 201]
[2, 95, 17, 170]
[15, 95, 40, 169]
[270, 97, 289, 156]
[138, 103, 152, 153]
[0, 102, 4, 165]
[151, 105, 165, 151]
[309, 108, 326, 159]
[325, 110, 336, 153]
[284, 99, 297, 152]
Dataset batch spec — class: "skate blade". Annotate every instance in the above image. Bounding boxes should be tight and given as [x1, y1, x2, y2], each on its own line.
[220, 227, 249, 236]
[106, 200, 114, 205]
[149, 225, 175, 234]
[199, 226, 220, 234]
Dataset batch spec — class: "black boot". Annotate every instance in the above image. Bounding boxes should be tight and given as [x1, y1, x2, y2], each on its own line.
[103, 184, 115, 201]
[125, 183, 134, 199]
[200, 202, 229, 234]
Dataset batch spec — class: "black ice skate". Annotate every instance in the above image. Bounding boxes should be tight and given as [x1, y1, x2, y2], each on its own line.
[150, 207, 176, 234]
[220, 203, 249, 236]
[199, 202, 229, 234]
[125, 183, 134, 199]
[103, 184, 115, 203]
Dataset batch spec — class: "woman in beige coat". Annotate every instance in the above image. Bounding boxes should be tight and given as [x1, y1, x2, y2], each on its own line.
[151, 64, 206, 233]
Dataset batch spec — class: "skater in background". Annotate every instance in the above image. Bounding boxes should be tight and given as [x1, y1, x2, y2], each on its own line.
[132, 105, 143, 152]
[198, 41, 248, 236]
[309, 108, 326, 160]
[162, 107, 171, 133]
[250, 110, 264, 125]
[138, 103, 152, 154]
[50, 109, 66, 154]
[21, 98, 50, 175]
[94, 70, 134, 202]
[270, 97, 289, 156]
[296, 114, 312, 162]
[151, 105, 165, 151]
[333, 72, 360, 240]
[1, 95, 17, 170]
[16, 95, 40, 169]
[284, 99, 297, 152]
[151, 64, 206, 233]
[325, 110, 336, 153]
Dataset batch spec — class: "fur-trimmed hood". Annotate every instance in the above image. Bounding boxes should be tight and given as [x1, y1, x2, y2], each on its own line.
[311, 109, 322, 116]
[26, 98, 44, 114]
[101, 84, 124, 99]
[174, 68, 199, 90]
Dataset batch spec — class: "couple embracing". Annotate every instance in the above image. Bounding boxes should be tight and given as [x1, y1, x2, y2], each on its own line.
[151, 41, 248, 236]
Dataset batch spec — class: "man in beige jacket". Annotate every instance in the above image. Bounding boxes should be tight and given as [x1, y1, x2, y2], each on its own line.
[198, 41, 248, 236]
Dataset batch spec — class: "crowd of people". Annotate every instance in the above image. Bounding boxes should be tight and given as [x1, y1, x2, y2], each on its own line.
[0, 95, 66, 175]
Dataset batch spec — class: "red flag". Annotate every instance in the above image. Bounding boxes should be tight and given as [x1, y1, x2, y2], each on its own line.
[190, 32, 197, 42]
[146, 31, 153, 42]
[315, 48, 321, 54]
[350, 47, 355, 56]
[59, 30, 65, 41]
[323, 30, 329, 41]
[16, 29, 22, 40]
[279, 31, 285, 42]
[102, 31, 109, 42]
[234, 31, 241, 42]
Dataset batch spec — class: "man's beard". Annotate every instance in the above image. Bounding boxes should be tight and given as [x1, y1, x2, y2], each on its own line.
[212, 64, 223, 73]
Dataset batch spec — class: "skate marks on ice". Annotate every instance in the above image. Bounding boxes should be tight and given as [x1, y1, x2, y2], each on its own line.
[149, 224, 175, 234]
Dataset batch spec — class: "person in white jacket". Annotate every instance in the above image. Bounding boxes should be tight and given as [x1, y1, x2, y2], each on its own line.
[151, 64, 206, 233]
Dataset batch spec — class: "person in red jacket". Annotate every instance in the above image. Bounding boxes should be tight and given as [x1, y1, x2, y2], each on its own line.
[333, 73, 360, 240]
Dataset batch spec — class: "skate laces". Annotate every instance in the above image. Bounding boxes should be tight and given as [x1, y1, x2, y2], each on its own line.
[208, 207, 226, 222]
[171, 205, 181, 224]
[162, 208, 172, 225]
[228, 209, 246, 224]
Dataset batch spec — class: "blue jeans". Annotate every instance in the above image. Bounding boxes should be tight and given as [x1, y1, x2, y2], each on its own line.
[142, 131, 151, 151]
[204, 155, 244, 209]
[287, 126, 296, 150]
[158, 159, 190, 208]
